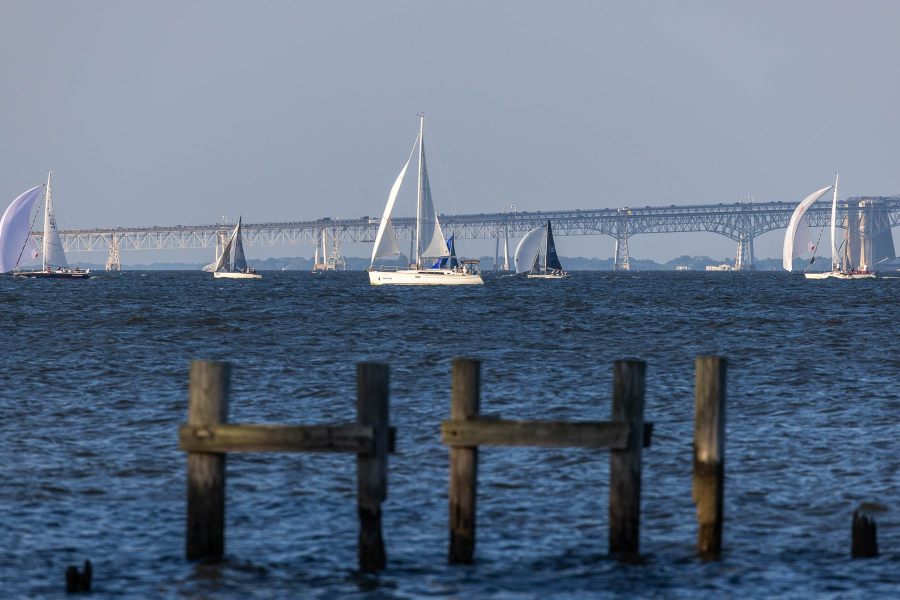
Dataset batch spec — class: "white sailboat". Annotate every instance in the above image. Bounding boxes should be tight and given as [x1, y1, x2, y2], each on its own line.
[367, 115, 483, 286]
[0, 172, 89, 279]
[204, 217, 261, 279]
[513, 221, 568, 278]
[783, 175, 874, 279]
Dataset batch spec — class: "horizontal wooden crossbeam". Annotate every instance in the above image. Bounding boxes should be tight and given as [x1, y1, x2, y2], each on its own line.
[441, 419, 651, 449]
[179, 424, 396, 454]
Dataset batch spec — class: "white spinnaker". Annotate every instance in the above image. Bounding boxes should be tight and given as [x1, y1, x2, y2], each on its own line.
[782, 186, 832, 271]
[371, 134, 419, 266]
[514, 226, 547, 274]
[42, 172, 68, 270]
[416, 148, 449, 261]
[831, 174, 839, 270]
[0, 185, 44, 273]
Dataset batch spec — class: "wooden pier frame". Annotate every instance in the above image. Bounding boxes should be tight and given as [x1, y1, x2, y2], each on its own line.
[693, 356, 726, 561]
[180, 360, 394, 572]
[442, 358, 650, 564]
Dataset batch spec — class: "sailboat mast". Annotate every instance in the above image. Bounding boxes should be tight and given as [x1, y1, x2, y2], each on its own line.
[42, 170, 52, 271]
[831, 173, 839, 271]
[415, 114, 425, 269]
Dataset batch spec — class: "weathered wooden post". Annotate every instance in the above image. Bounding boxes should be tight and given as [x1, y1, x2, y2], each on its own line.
[449, 358, 480, 564]
[852, 510, 878, 558]
[609, 360, 646, 560]
[357, 362, 390, 572]
[186, 360, 230, 561]
[693, 356, 726, 561]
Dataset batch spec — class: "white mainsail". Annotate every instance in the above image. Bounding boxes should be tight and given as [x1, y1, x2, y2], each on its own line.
[42, 171, 68, 270]
[782, 185, 833, 271]
[0, 185, 44, 273]
[830, 174, 839, 271]
[232, 218, 247, 272]
[370, 134, 420, 265]
[514, 226, 547, 274]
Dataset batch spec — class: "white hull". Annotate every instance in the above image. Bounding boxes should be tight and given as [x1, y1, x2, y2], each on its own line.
[214, 272, 262, 279]
[526, 273, 569, 279]
[368, 269, 483, 285]
[804, 271, 875, 279]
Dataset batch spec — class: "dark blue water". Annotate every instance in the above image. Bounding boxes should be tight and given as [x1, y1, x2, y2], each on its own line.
[3, 271, 900, 598]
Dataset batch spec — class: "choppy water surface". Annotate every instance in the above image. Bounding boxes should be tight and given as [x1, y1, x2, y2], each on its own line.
[3, 271, 900, 599]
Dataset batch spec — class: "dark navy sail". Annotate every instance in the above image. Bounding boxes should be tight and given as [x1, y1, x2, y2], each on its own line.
[545, 221, 563, 271]
[448, 236, 459, 269]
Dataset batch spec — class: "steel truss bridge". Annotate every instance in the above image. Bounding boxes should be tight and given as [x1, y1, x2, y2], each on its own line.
[44, 196, 900, 270]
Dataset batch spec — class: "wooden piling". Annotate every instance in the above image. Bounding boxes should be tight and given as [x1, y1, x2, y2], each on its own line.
[357, 362, 390, 572]
[852, 511, 878, 558]
[186, 360, 230, 561]
[65, 560, 92, 593]
[693, 356, 726, 561]
[448, 358, 480, 564]
[609, 360, 646, 559]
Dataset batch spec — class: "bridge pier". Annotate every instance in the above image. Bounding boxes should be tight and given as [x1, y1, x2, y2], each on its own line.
[105, 233, 120, 271]
[614, 217, 630, 271]
[735, 236, 754, 271]
[854, 200, 895, 268]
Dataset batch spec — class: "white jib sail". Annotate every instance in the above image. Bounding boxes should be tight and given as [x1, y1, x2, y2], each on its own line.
[0, 185, 44, 273]
[416, 146, 449, 262]
[232, 218, 247, 272]
[370, 133, 420, 266]
[782, 185, 833, 271]
[211, 223, 239, 272]
[514, 226, 547, 274]
[42, 171, 68, 270]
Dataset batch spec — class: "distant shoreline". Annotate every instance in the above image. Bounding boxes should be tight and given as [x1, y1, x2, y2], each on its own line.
[63, 255, 852, 272]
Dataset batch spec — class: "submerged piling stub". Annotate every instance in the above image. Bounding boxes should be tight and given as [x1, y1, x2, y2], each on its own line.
[185, 360, 230, 561]
[64, 560, 92, 593]
[852, 510, 879, 558]
[693, 356, 726, 561]
[357, 362, 390, 572]
[448, 358, 480, 565]
[609, 360, 646, 560]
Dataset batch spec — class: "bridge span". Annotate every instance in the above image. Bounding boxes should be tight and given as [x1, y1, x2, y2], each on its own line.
[45, 196, 900, 270]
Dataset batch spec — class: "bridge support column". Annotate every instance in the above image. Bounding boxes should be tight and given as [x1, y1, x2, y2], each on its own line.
[735, 236, 754, 271]
[105, 233, 120, 271]
[614, 218, 630, 271]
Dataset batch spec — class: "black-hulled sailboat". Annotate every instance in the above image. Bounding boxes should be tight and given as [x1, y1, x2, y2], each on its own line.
[513, 220, 568, 278]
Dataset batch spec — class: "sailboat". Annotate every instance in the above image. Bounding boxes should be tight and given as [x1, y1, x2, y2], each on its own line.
[367, 115, 483, 286]
[0, 172, 89, 279]
[513, 221, 568, 278]
[203, 217, 261, 279]
[782, 175, 874, 279]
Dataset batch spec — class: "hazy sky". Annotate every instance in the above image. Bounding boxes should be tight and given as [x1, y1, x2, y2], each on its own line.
[3, 1, 899, 263]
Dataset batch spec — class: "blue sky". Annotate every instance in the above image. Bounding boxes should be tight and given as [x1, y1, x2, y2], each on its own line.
[3, 1, 898, 263]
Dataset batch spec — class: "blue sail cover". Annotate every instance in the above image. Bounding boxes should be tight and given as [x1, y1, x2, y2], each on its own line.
[432, 235, 459, 269]
[545, 221, 563, 271]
